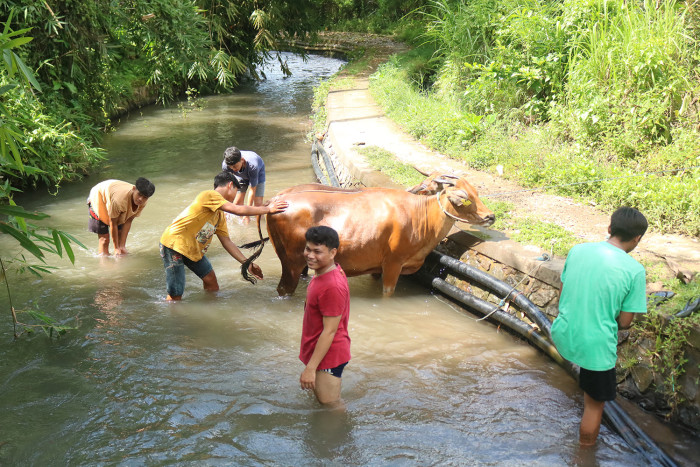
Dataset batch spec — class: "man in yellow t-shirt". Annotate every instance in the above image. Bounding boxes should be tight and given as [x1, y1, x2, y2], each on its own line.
[159, 171, 288, 300]
[87, 178, 156, 256]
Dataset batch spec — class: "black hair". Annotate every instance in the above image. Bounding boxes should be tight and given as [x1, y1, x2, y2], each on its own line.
[135, 177, 155, 197]
[609, 206, 648, 241]
[223, 146, 242, 166]
[213, 171, 241, 190]
[305, 225, 340, 250]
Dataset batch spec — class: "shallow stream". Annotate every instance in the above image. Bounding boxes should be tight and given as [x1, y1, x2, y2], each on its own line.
[0, 53, 662, 465]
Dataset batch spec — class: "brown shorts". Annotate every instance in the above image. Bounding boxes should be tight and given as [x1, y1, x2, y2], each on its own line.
[87, 204, 122, 235]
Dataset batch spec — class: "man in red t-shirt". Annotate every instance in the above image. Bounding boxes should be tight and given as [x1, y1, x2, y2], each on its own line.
[299, 226, 351, 406]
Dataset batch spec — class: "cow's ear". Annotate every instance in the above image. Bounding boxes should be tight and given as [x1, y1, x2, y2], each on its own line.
[447, 190, 472, 208]
[407, 183, 427, 194]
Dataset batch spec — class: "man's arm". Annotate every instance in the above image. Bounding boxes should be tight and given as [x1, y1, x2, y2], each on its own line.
[218, 234, 262, 279]
[109, 218, 122, 255]
[115, 217, 135, 255]
[300, 315, 342, 390]
[617, 311, 636, 330]
[245, 185, 258, 206]
[221, 198, 287, 216]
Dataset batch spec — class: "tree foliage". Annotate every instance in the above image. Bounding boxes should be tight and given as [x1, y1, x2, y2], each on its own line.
[0, 18, 84, 338]
[1, 0, 324, 121]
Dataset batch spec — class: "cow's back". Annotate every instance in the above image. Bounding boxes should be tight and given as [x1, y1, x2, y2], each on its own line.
[267, 188, 420, 276]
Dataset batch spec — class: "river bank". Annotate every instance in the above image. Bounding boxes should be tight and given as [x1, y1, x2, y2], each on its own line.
[307, 31, 700, 449]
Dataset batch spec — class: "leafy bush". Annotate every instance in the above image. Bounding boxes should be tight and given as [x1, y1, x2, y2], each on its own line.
[1, 81, 104, 190]
[421, 0, 570, 120]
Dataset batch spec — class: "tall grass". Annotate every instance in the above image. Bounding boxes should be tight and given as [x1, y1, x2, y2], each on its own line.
[370, 56, 493, 152]
[557, 0, 695, 157]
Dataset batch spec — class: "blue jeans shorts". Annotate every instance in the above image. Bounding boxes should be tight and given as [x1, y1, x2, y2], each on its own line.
[160, 244, 213, 297]
[239, 181, 265, 198]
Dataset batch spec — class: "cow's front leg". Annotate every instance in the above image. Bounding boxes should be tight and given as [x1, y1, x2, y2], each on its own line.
[381, 262, 402, 297]
[277, 262, 306, 296]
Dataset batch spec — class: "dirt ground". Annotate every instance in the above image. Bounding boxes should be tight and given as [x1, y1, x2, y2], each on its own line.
[318, 31, 700, 285]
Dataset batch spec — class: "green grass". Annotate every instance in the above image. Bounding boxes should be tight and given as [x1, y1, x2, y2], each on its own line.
[507, 218, 581, 256]
[368, 55, 700, 236]
[358, 146, 425, 187]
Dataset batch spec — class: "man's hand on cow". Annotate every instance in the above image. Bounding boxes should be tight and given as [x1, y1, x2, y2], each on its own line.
[266, 198, 288, 214]
[300, 367, 316, 390]
[248, 262, 263, 280]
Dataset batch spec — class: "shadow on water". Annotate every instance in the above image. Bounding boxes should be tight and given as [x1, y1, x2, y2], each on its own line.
[0, 53, 685, 465]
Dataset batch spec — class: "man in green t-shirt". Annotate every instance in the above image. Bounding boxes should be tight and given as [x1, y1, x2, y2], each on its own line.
[551, 206, 648, 446]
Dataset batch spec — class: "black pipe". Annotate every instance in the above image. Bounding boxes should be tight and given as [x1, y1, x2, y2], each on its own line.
[426, 251, 553, 337]
[316, 139, 340, 187]
[311, 141, 330, 186]
[414, 260, 678, 466]
[311, 139, 340, 187]
[414, 269, 575, 374]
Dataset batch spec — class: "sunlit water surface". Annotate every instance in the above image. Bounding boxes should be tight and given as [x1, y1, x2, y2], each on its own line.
[0, 53, 650, 465]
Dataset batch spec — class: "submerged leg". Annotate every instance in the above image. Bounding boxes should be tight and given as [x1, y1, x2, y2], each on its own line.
[580, 392, 605, 446]
[277, 263, 305, 296]
[381, 262, 402, 297]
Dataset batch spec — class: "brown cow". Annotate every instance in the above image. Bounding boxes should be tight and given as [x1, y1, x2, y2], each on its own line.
[263, 174, 494, 296]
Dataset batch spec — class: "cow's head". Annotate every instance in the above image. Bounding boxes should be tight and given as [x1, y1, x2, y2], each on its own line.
[413, 172, 495, 226]
[407, 170, 457, 195]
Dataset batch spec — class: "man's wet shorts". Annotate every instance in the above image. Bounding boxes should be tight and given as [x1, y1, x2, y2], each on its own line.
[238, 182, 265, 197]
[159, 244, 213, 297]
[320, 362, 348, 378]
[87, 204, 123, 235]
[579, 367, 616, 402]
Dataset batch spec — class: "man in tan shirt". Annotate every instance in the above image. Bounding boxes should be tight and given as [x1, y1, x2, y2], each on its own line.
[87, 178, 155, 256]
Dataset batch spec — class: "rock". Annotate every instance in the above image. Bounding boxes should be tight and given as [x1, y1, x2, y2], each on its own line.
[678, 406, 700, 431]
[545, 304, 560, 319]
[617, 376, 641, 399]
[529, 287, 558, 307]
[631, 364, 655, 393]
[617, 330, 630, 345]
[616, 366, 630, 384]
[490, 263, 505, 281]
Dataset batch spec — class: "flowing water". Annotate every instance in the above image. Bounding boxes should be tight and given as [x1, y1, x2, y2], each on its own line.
[0, 53, 660, 465]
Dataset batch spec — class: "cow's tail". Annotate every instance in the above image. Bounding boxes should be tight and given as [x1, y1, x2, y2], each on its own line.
[241, 215, 267, 284]
[239, 238, 269, 249]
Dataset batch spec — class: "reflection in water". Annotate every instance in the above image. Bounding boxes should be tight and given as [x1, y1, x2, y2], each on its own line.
[0, 53, 670, 465]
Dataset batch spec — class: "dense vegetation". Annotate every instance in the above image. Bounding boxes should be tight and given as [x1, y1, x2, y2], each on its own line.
[362, 0, 699, 235]
[0, 0, 323, 194]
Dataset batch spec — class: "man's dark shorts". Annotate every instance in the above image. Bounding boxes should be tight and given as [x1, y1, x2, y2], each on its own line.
[87, 205, 123, 235]
[579, 367, 617, 402]
[320, 362, 348, 378]
[159, 244, 213, 297]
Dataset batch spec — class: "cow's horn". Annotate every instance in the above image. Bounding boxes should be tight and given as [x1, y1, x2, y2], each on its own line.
[413, 166, 430, 176]
[433, 177, 456, 186]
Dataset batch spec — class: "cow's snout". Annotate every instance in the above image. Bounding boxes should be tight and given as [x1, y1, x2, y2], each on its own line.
[482, 213, 496, 226]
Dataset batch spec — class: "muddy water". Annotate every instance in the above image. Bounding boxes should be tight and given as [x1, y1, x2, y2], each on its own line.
[0, 53, 651, 465]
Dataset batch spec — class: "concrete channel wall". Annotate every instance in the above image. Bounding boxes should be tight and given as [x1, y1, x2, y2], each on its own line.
[315, 131, 700, 434]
